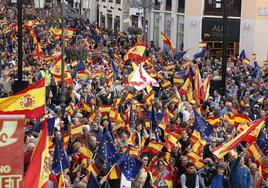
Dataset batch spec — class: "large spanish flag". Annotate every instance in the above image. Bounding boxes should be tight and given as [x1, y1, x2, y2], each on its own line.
[160, 32, 175, 54]
[0, 78, 45, 119]
[23, 121, 49, 188]
[124, 43, 147, 61]
[212, 117, 267, 159]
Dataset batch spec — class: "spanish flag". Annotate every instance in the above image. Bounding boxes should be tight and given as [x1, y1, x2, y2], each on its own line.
[212, 117, 266, 159]
[107, 165, 121, 180]
[23, 121, 49, 188]
[50, 55, 66, 76]
[248, 142, 262, 166]
[124, 43, 147, 61]
[80, 146, 94, 159]
[160, 32, 175, 54]
[86, 161, 100, 176]
[0, 78, 45, 119]
[53, 72, 73, 86]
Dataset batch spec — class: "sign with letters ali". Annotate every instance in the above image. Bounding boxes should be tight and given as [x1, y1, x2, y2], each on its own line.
[0, 115, 25, 188]
[202, 17, 240, 42]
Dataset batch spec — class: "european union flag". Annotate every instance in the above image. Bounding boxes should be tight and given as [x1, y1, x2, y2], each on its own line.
[117, 150, 143, 181]
[252, 61, 261, 79]
[193, 110, 213, 141]
[75, 60, 86, 72]
[145, 109, 163, 123]
[239, 49, 246, 60]
[96, 131, 120, 169]
[52, 137, 70, 175]
[33, 118, 55, 136]
[129, 105, 134, 130]
[194, 47, 208, 59]
[256, 128, 268, 154]
[111, 60, 119, 78]
[174, 50, 187, 59]
[151, 105, 158, 132]
[91, 30, 101, 44]
[87, 172, 100, 188]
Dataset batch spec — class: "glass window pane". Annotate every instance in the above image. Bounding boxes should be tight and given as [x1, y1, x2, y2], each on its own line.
[153, 13, 160, 46]
[166, 0, 172, 11]
[178, 0, 185, 13]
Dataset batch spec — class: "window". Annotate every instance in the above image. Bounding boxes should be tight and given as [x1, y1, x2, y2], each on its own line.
[164, 13, 172, 38]
[131, 15, 138, 27]
[166, 0, 172, 11]
[154, 0, 161, 10]
[153, 13, 160, 46]
[176, 15, 184, 51]
[178, 0, 185, 13]
[109, 0, 113, 3]
[204, 0, 241, 17]
[102, 0, 106, 2]
[116, 0, 120, 4]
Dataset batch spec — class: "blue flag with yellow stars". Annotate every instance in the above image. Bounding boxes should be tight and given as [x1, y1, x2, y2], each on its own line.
[96, 131, 120, 169]
[52, 137, 70, 174]
[193, 110, 213, 142]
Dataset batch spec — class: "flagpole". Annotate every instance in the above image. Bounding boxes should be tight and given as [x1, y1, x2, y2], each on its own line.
[60, 161, 66, 188]
[60, 1, 66, 116]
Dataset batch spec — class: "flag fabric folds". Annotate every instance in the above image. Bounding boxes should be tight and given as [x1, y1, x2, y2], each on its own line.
[160, 32, 175, 54]
[23, 121, 49, 188]
[52, 137, 70, 175]
[116, 150, 143, 181]
[96, 131, 120, 169]
[124, 43, 147, 61]
[0, 78, 45, 119]
[193, 110, 213, 141]
[86, 172, 101, 188]
[212, 117, 266, 159]
[193, 47, 207, 59]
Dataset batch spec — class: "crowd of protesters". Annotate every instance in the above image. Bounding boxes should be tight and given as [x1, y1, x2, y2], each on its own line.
[1, 2, 268, 188]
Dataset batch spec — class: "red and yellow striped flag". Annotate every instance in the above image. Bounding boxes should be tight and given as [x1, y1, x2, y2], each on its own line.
[99, 105, 113, 113]
[207, 117, 221, 126]
[80, 146, 94, 159]
[160, 32, 175, 54]
[248, 142, 262, 166]
[212, 117, 266, 159]
[173, 77, 184, 86]
[146, 140, 165, 155]
[23, 121, 49, 188]
[124, 43, 147, 61]
[145, 91, 154, 105]
[161, 80, 171, 89]
[187, 151, 204, 169]
[0, 78, 45, 119]
[107, 165, 121, 180]
[86, 161, 100, 176]
[71, 125, 83, 136]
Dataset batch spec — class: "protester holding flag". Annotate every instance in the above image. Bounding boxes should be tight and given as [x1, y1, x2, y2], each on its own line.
[1, 2, 268, 188]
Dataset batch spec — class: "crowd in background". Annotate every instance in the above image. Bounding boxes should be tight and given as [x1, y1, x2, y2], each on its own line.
[1, 2, 268, 188]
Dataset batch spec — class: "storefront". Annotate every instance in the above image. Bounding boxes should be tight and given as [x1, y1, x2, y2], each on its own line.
[202, 17, 241, 58]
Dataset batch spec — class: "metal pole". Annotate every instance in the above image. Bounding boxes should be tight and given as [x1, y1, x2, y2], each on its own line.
[222, 0, 228, 95]
[60, 2, 66, 115]
[143, 0, 146, 41]
[17, 0, 23, 83]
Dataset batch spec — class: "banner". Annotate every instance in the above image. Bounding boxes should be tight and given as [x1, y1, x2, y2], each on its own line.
[0, 115, 25, 188]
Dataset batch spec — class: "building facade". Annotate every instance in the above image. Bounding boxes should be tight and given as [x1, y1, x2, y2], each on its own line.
[97, 0, 130, 32]
[148, 0, 268, 62]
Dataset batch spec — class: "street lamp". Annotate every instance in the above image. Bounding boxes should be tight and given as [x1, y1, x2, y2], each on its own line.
[127, 0, 155, 41]
[221, 0, 228, 95]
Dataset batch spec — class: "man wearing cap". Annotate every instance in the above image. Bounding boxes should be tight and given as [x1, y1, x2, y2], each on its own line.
[211, 162, 231, 188]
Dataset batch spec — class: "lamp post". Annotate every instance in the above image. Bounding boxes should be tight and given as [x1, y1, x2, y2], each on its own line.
[222, 0, 228, 95]
[60, 2, 66, 116]
[128, 0, 155, 41]
[13, 0, 29, 93]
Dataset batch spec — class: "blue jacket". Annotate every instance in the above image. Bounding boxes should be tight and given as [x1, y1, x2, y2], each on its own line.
[231, 157, 251, 188]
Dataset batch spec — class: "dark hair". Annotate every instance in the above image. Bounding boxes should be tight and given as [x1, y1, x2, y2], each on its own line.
[186, 162, 194, 168]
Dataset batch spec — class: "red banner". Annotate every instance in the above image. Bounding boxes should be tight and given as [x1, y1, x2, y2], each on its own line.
[0, 115, 25, 188]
